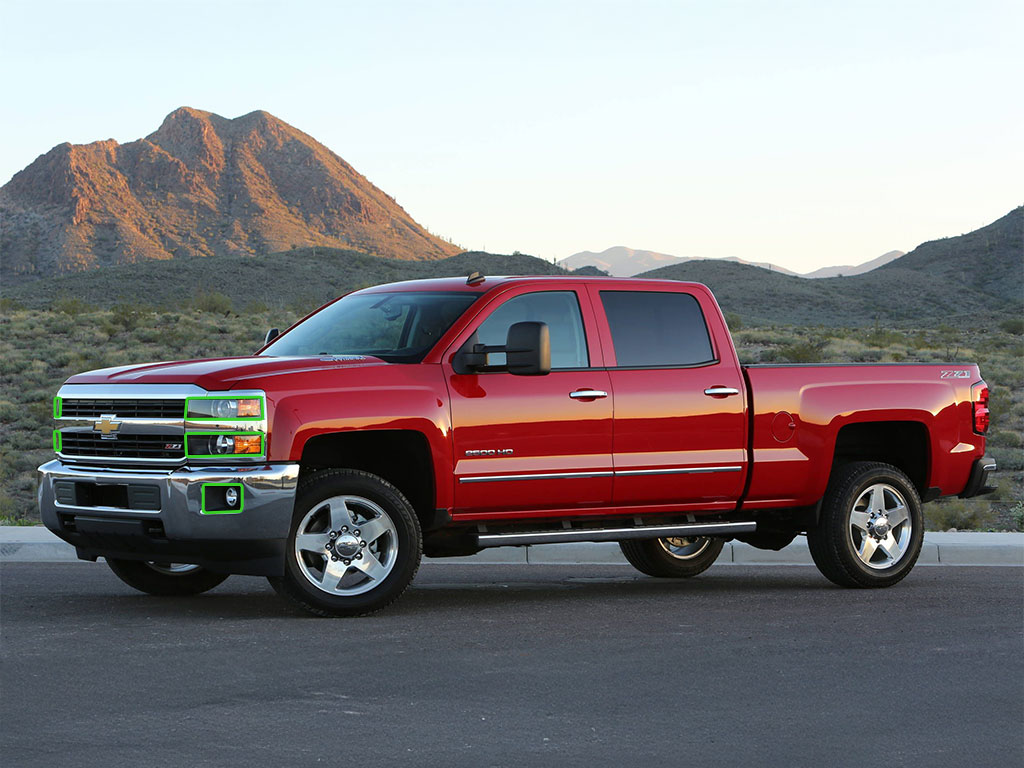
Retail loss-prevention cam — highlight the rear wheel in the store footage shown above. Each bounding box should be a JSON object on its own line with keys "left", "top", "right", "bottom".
{"left": 269, "top": 469, "right": 422, "bottom": 617}
{"left": 106, "top": 559, "right": 229, "bottom": 596}
{"left": 619, "top": 536, "right": 725, "bottom": 578}
{"left": 807, "top": 461, "right": 923, "bottom": 588}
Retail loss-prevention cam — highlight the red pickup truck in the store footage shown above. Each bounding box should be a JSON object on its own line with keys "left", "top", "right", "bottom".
{"left": 39, "top": 275, "right": 996, "bottom": 616}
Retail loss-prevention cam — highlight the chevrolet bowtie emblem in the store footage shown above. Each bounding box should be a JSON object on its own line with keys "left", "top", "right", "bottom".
{"left": 94, "top": 415, "right": 122, "bottom": 437}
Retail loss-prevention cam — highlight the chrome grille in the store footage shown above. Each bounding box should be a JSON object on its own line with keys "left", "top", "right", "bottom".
{"left": 60, "top": 433, "right": 185, "bottom": 460}
{"left": 61, "top": 399, "right": 185, "bottom": 419}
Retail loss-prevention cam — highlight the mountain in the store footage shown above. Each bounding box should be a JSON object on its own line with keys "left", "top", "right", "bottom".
{"left": 559, "top": 246, "right": 796, "bottom": 277}
{"left": 0, "top": 107, "right": 459, "bottom": 283}
{"left": 2, "top": 249, "right": 573, "bottom": 312}
{"left": 635, "top": 208, "right": 1023, "bottom": 326}
{"left": 801, "top": 250, "right": 905, "bottom": 278}
{"left": 559, "top": 247, "right": 685, "bottom": 276}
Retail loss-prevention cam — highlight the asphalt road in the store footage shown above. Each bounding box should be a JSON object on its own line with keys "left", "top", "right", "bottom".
{"left": 2, "top": 562, "right": 1021, "bottom": 768}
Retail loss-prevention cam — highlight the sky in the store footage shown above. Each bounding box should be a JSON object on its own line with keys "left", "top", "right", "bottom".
{"left": 1, "top": 0, "right": 1021, "bottom": 273}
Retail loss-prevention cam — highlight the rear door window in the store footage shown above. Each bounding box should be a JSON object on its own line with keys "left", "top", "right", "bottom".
{"left": 600, "top": 291, "right": 715, "bottom": 367}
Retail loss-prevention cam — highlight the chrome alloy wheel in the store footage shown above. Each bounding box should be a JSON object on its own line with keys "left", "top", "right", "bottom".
{"left": 848, "top": 483, "right": 912, "bottom": 570}
{"left": 294, "top": 494, "right": 399, "bottom": 596}
{"left": 657, "top": 536, "right": 714, "bottom": 561}
{"left": 145, "top": 562, "right": 202, "bottom": 575}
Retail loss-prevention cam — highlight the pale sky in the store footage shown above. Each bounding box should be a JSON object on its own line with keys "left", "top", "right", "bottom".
{"left": 2, "top": 0, "right": 1021, "bottom": 272}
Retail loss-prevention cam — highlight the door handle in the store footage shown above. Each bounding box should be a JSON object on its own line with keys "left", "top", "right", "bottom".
{"left": 704, "top": 386, "right": 740, "bottom": 397}
{"left": 569, "top": 389, "right": 608, "bottom": 399}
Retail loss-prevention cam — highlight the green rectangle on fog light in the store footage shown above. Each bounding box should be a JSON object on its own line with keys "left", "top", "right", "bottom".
{"left": 201, "top": 482, "right": 244, "bottom": 514}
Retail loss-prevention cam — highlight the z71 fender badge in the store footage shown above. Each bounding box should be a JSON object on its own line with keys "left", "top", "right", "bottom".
{"left": 465, "top": 449, "right": 514, "bottom": 457}
{"left": 940, "top": 370, "right": 971, "bottom": 379}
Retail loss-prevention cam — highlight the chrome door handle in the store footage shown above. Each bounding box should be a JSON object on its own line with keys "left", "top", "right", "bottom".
{"left": 704, "top": 387, "right": 740, "bottom": 397}
{"left": 569, "top": 389, "right": 608, "bottom": 399}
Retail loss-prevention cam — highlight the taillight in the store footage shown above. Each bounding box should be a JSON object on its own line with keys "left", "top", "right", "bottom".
{"left": 972, "top": 381, "right": 990, "bottom": 434}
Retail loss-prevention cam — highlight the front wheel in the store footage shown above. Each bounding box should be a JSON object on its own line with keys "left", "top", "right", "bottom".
{"left": 106, "top": 559, "right": 229, "bottom": 596}
{"left": 619, "top": 536, "right": 725, "bottom": 578}
{"left": 807, "top": 461, "right": 924, "bottom": 588}
{"left": 268, "top": 469, "right": 422, "bottom": 617}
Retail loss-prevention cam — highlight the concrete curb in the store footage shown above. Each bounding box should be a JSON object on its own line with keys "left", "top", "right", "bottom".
{"left": 1, "top": 526, "right": 1021, "bottom": 566}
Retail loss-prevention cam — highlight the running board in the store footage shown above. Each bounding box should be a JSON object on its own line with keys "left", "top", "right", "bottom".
{"left": 475, "top": 520, "right": 756, "bottom": 548}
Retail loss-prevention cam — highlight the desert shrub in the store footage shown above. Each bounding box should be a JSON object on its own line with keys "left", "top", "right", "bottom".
{"left": 864, "top": 327, "right": 904, "bottom": 347}
{"left": 724, "top": 312, "right": 743, "bottom": 331}
{"left": 111, "top": 302, "right": 151, "bottom": 331}
{"left": 925, "top": 499, "right": 997, "bottom": 531}
{"left": 778, "top": 339, "right": 827, "bottom": 363}
{"left": 999, "top": 317, "right": 1024, "bottom": 335}
{"left": 52, "top": 297, "right": 93, "bottom": 316}
{"left": 990, "top": 430, "right": 1023, "bottom": 448}
{"left": 191, "top": 291, "right": 233, "bottom": 315}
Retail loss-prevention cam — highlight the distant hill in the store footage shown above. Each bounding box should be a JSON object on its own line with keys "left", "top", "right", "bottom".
{"left": 636, "top": 208, "right": 1023, "bottom": 326}
{"left": 0, "top": 107, "right": 458, "bottom": 283}
{"left": 2, "top": 249, "right": 570, "bottom": 312}
{"left": 559, "top": 246, "right": 797, "bottom": 277}
{"left": 875, "top": 207, "right": 1023, "bottom": 304}
{"left": 802, "top": 250, "right": 905, "bottom": 278}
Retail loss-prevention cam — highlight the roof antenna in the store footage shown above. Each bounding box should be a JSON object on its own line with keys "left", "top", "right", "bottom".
{"left": 466, "top": 271, "right": 485, "bottom": 286}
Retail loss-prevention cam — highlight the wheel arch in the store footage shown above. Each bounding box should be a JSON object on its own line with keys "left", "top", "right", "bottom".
{"left": 831, "top": 420, "right": 931, "bottom": 496}
{"left": 299, "top": 430, "right": 440, "bottom": 530}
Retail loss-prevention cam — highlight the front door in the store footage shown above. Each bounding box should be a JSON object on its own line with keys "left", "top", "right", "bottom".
{"left": 444, "top": 286, "right": 613, "bottom": 518}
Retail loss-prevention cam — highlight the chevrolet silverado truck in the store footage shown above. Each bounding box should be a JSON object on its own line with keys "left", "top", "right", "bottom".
{"left": 39, "top": 275, "right": 997, "bottom": 616}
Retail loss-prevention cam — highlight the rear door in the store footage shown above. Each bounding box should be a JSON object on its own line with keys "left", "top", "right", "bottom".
{"left": 443, "top": 285, "right": 613, "bottom": 518}
{"left": 587, "top": 285, "right": 748, "bottom": 512}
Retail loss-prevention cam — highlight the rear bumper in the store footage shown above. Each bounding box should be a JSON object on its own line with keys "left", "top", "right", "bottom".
{"left": 959, "top": 456, "right": 998, "bottom": 499}
{"left": 37, "top": 460, "right": 300, "bottom": 576}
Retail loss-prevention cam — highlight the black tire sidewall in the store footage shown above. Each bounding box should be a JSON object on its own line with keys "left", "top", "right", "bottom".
{"left": 106, "top": 559, "right": 229, "bottom": 596}
{"left": 276, "top": 470, "right": 422, "bottom": 616}
{"left": 620, "top": 536, "right": 725, "bottom": 578}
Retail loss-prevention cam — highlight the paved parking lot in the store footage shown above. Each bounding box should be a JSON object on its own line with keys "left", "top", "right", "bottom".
{"left": 2, "top": 562, "right": 1021, "bottom": 767}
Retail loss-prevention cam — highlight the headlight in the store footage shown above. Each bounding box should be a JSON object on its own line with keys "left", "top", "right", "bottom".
{"left": 186, "top": 433, "right": 263, "bottom": 458}
{"left": 186, "top": 397, "right": 263, "bottom": 420}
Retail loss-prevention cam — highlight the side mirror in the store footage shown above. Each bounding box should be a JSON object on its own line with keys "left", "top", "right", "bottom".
{"left": 455, "top": 321, "right": 551, "bottom": 375}
{"left": 264, "top": 328, "right": 280, "bottom": 346}
{"left": 505, "top": 321, "right": 550, "bottom": 376}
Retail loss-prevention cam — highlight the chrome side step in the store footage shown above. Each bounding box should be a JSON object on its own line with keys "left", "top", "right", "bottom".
{"left": 475, "top": 520, "right": 756, "bottom": 548}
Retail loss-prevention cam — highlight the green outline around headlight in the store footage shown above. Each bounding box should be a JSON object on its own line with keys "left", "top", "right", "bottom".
{"left": 184, "top": 395, "right": 265, "bottom": 421}
{"left": 185, "top": 431, "right": 264, "bottom": 459}
{"left": 53, "top": 397, "right": 62, "bottom": 418}
{"left": 53, "top": 430, "right": 62, "bottom": 453}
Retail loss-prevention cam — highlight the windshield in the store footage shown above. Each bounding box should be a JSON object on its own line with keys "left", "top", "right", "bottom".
{"left": 261, "top": 291, "right": 480, "bottom": 362}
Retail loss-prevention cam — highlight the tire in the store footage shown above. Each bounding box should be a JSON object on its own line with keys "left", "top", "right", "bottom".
{"left": 106, "top": 559, "right": 229, "bottom": 596}
{"left": 268, "top": 469, "right": 422, "bottom": 617}
{"left": 807, "top": 461, "right": 924, "bottom": 588}
{"left": 619, "top": 536, "right": 725, "bottom": 578}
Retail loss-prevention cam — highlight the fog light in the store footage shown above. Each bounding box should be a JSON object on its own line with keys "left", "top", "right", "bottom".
{"left": 200, "top": 483, "right": 244, "bottom": 514}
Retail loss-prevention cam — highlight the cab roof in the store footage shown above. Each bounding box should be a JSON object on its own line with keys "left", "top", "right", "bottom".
{"left": 358, "top": 274, "right": 707, "bottom": 295}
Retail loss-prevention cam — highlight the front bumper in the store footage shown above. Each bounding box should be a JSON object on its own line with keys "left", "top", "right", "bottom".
{"left": 959, "top": 455, "right": 998, "bottom": 499}
{"left": 38, "top": 460, "right": 300, "bottom": 576}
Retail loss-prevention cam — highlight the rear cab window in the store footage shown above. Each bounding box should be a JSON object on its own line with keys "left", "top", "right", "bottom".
{"left": 599, "top": 290, "right": 716, "bottom": 368}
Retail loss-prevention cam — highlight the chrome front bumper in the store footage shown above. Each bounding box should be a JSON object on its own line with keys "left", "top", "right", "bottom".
{"left": 38, "top": 460, "right": 300, "bottom": 575}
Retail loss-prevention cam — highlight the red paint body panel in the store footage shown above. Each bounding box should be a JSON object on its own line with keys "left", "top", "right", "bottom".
{"left": 743, "top": 365, "right": 985, "bottom": 507}
{"left": 63, "top": 276, "right": 988, "bottom": 525}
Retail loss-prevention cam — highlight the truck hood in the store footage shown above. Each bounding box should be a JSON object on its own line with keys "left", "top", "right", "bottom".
{"left": 64, "top": 355, "right": 388, "bottom": 391}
